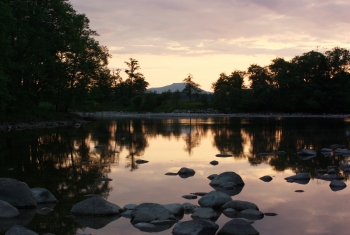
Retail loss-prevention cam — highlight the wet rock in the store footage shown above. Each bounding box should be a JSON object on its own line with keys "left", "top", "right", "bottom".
{"left": 131, "top": 203, "right": 176, "bottom": 222}
{"left": 284, "top": 172, "right": 310, "bottom": 184}
{"left": 36, "top": 203, "right": 56, "bottom": 215}
{"left": 172, "top": 219, "right": 219, "bottom": 235}
{"left": 70, "top": 197, "right": 122, "bottom": 215}
{"left": 134, "top": 222, "right": 155, "bottom": 229}
{"left": 191, "top": 207, "right": 220, "bottom": 221}
{"left": 121, "top": 210, "right": 133, "bottom": 218}
{"left": 320, "top": 148, "right": 333, "bottom": 152}
{"left": 198, "top": 191, "right": 232, "bottom": 209}
{"left": 135, "top": 159, "right": 149, "bottom": 164}
{"left": 219, "top": 182, "right": 237, "bottom": 189}
{"left": 297, "top": 149, "right": 316, "bottom": 156}
{"left": 178, "top": 168, "right": 195, "bottom": 178}
{"left": 222, "top": 208, "right": 238, "bottom": 217}
{"left": 329, "top": 180, "right": 347, "bottom": 190}
{"left": 122, "top": 204, "right": 137, "bottom": 211}
{"left": 222, "top": 200, "right": 259, "bottom": 211}
{"left": 238, "top": 209, "right": 264, "bottom": 220}
{"left": 316, "top": 175, "right": 344, "bottom": 181}
{"left": 0, "top": 178, "right": 37, "bottom": 208}
{"left": 5, "top": 225, "right": 38, "bottom": 235}
{"left": 215, "top": 153, "right": 232, "bottom": 157}
{"left": 210, "top": 172, "right": 245, "bottom": 187}
{"left": 217, "top": 219, "right": 259, "bottom": 235}
{"left": 0, "top": 200, "right": 19, "bottom": 218}
{"left": 182, "top": 195, "right": 197, "bottom": 199}
{"left": 163, "top": 203, "right": 184, "bottom": 216}
{"left": 31, "top": 188, "right": 58, "bottom": 204}
{"left": 210, "top": 160, "right": 219, "bottom": 166}
{"left": 70, "top": 214, "right": 120, "bottom": 229}
{"left": 295, "top": 190, "right": 304, "bottom": 193}
{"left": 182, "top": 203, "right": 199, "bottom": 213}
{"left": 191, "top": 192, "right": 207, "bottom": 196}
{"left": 259, "top": 175, "right": 273, "bottom": 182}
{"left": 207, "top": 174, "right": 218, "bottom": 180}
{"left": 133, "top": 219, "right": 176, "bottom": 233}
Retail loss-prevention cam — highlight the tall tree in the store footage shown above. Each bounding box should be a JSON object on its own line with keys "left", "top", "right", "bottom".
{"left": 182, "top": 73, "right": 201, "bottom": 102}
{"left": 124, "top": 58, "right": 149, "bottom": 98}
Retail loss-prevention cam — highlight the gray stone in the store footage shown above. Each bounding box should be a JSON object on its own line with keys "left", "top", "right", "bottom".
{"left": 121, "top": 210, "right": 133, "bottom": 218}
{"left": 297, "top": 149, "right": 316, "bottom": 156}
{"left": 182, "top": 203, "right": 199, "bottom": 213}
{"left": 223, "top": 208, "right": 238, "bottom": 217}
{"left": 320, "top": 148, "right": 333, "bottom": 152}
{"left": 0, "top": 200, "right": 19, "bottom": 218}
{"left": 210, "top": 172, "right": 245, "bottom": 186}
{"left": 259, "top": 175, "right": 273, "bottom": 182}
{"left": 31, "top": 188, "right": 58, "bottom": 204}
{"left": 284, "top": 172, "right": 310, "bottom": 181}
{"left": 70, "top": 197, "right": 122, "bottom": 215}
{"left": 178, "top": 168, "right": 195, "bottom": 178}
{"left": 172, "top": 219, "right": 219, "bottom": 235}
{"left": 210, "top": 160, "right": 219, "bottom": 165}
{"left": 131, "top": 203, "right": 176, "bottom": 222}
{"left": 330, "top": 180, "right": 347, "bottom": 188}
{"left": 198, "top": 191, "right": 232, "bottom": 209}
{"left": 217, "top": 219, "right": 260, "bottom": 235}
{"left": 182, "top": 195, "right": 198, "bottom": 199}
{"left": 222, "top": 200, "right": 259, "bottom": 211}
{"left": 5, "top": 225, "right": 38, "bottom": 235}
{"left": 207, "top": 174, "right": 218, "bottom": 180}
{"left": 219, "top": 182, "right": 237, "bottom": 189}
{"left": 122, "top": 204, "right": 137, "bottom": 211}
{"left": 163, "top": 203, "right": 184, "bottom": 215}
{"left": 238, "top": 209, "right": 264, "bottom": 219}
{"left": 191, "top": 207, "right": 220, "bottom": 221}
{"left": 69, "top": 214, "right": 120, "bottom": 229}
{"left": 191, "top": 192, "right": 207, "bottom": 196}
{"left": 0, "top": 178, "right": 37, "bottom": 208}
{"left": 134, "top": 222, "right": 155, "bottom": 228}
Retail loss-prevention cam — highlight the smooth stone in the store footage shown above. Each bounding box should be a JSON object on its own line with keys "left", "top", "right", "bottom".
{"left": 172, "top": 219, "right": 219, "bottom": 235}
{"left": 222, "top": 208, "right": 238, "bottom": 217}
{"left": 284, "top": 173, "right": 310, "bottom": 181}
{"left": 327, "top": 169, "right": 336, "bottom": 174}
{"left": 0, "top": 178, "right": 37, "bottom": 208}
{"left": 182, "top": 195, "right": 198, "bottom": 199}
{"left": 320, "top": 148, "right": 333, "bottom": 152}
{"left": 134, "top": 222, "right": 155, "bottom": 228}
{"left": 177, "top": 167, "right": 196, "bottom": 178}
{"left": 198, "top": 191, "right": 232, "bottom": 209}
{"left": 0, "top": 200, "right": 20, "bottom": 218}
{"left": 222, "top": 200, "right": 259, "bottom": 211}
{"left": 210, "top": 160, "right": 219, "bottom": 166}
{"left": 191, "top": 192, "right": 207, "bottom": 196}
{"left": 207, "top": 174, "right": 218, "bottom": 180}
{"left": 31, "top": 188, "right": 58, "bottom": 204}
{"left": 339, "top": 163, "right": 350, "bottom": 170}
{"left": 121, "top": 210, "right": 133, "bottom": 218}
{"left": 70, "top": 214, "right": 121, "bottom": 229}
{"left": 70, "top": 197, "right": 122, "bottom": 215}
{"left": 182, "top": 203, "right": 199, "bottom": 213}
{"left": 217, "top": 219, "right": 259, "bottom": 235}
{"left": 259, "top": 175, "right": 273, "bottom": 182}
{"left": 330, "top": 180, "right": 347, "bottom": 188}
{"left": 191, "top": 207, "right": 220, "bottom": 221}
{"left": 5, "top": 225, "right": 38, "bottom": 235}
{"left": 297, "top": 149, "right": 316, "bottom": 156}
{"left": 238, "top": 209, "right": 264, "bottom": 219}
{"left": 163, "top": 203, "right": 184, "bottom": 215}
{"left": 135, "top": 159, "right": 149, "bottom": 164}
{"left": 131, "top": 203, "right": 176, "bottom": 222}
{"left": 210, "top": 172, "right": 245, "bottom": 186}
{"left": 316, "top": 175, "right": 344, "bottom": 181}
{"left": 215, "top": 153, "right": 232, "bottom": 157}
{"left": 122, "top": 204, "right": 137, "bottom": 211}
{"left": 132, "top": 219, "right": 176, "bottom": 233}
{"left": 219, "top": 182, "right": 237, "bottom": 189}
{"left": 36, "top": 203, "right": 56, "bottom": 215}
{"left": 295, "top": 190, "right": 304, "bottom": 193}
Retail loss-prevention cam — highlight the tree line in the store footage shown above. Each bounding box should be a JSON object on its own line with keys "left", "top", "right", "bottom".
{"left": 1, "top": 0, "right": 350, "bottom": 119}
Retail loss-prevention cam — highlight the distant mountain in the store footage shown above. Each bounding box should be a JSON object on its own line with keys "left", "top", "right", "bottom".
{"left": 147, "top": 83, "right": 212, "bottom": 94}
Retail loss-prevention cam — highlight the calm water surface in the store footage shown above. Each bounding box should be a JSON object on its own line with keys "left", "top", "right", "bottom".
{"left": 1, "top": 117, "right": 350, "bottom": 235}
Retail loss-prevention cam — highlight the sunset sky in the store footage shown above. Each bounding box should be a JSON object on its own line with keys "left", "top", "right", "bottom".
{"left": 69, "top": 0, "right": 350, "bottom": 91}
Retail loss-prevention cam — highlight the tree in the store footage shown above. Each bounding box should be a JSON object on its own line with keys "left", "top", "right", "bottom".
{"left": 124, "top": 58, "right": 149, "bottom": 98}
{"left": 182, "top": 74, "right": 202, "bottom": 102}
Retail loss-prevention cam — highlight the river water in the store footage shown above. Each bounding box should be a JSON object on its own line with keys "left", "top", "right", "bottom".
{"left": 1, "top": 117, "right": 350, "bottom": 235}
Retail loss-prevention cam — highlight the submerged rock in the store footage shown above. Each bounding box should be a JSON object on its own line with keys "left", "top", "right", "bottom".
{"left": 198, "top": 191, "right": 232, "bottom": 209}
{"left": 131, "top": 203, "right": 176, "bottom": 223}
{"left": 217, "top": 219, "right": 259, "bottom": 235}
{"left": 182, "top": 195, "right": 197, "bottom": 200}
{"left": 210, "top": 172, "right": 245, "bottom": 186}
{"left": 259, "top": 175, "right": 273, "bottom": 182}
{"left": 31, "top": 188, "right": 58, "bottom": 204}
{"left": 238, "top": 209, "right": 264, "bottom": 220}
{"left": 215, "top": 153, "right": 232, "bottom": 157}
{"left": 0, "top": 200, "right": 19, "bottom": 218}
{"left": 70, "top": 197, "right": 122, "bottom": 216}
{"left": 172, "top": 219, "right": 219, "bottom": 235}
{"left": 163, "top": 203, "right": 184, "bottom": 216}
{"left": 207, "top": 174, "right": 218, "bottom": 180}
{"left": 191, "top": 207, "right": 220, "bottom": 221}
{"left": 182, "top": 203, "right": 199, "bottom": 213}
{"left": 210, "top": 160, "right": 219, "bottom": 166}
{"left": 284, "top": 173, "right": 310, "bottom": 184}
{"left": 5, "top": 225, "right": 38, "bottom": 235}
{"left": 329, "top": 180, "right": 347, "bottom": 191}
{"left": 177, "top": 168, "right": 195, "bottom": 178}
{"left": 222, "top": 200, "right": 259, "bottom": 211}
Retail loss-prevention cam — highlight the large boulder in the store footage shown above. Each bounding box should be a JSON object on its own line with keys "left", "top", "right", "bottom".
{"left": 0, "top": 200, "right": 19, "bottom": 218}
{"left": 131, "top": 203, "right": 176, "bottom": 222}
{"left": 163, "top": 203, "right": 184, "bottom": 216}
{"left": 5, "top": 225, "right": 38, "bottom": 235}
{"left": 210, "top": 172, "right": 245, "bottom": 186}
{"left": 329, "top": 180, "right": 347, "bottom": 191}
{"left": 70, "top": 197, "right": 122, "bottom": 215}
{"left": 217, "top": 219, "right": 260, "bottom": 235}
{"left": 0, "top": 178, "right": 37, "bottom": 208}
{"left": 172, "top": 219, "right": 219, "bottom": 235}
{"left": 222, "top": 200, "right": 259, "bottom": 211}
{"left": 198, "top": 191, "right": 232, "bottom": 209}
{"left": 31, "top": 188, "right": 58, "bottom": 204}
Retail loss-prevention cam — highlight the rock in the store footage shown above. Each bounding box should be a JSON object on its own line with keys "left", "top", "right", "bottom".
{"left": 70, "top": 197, "right": 122, "bottom": 215}
{"left": 215, "top": 153, "right": 232, "bottom": 157}
{"left": 222, "top": 200, "right": 259, "bottom": 211}
{"left": 165, "top": 172, "right": 178, "bottom": 176}
{"left": 163, "top": 203, "right": 184, "bottom": 216}
{"left": 177, "top": 168, "right": 195, "bottom": 178}
{"left": 238, "top": 209, "right": 264, "bottom": 219}
{"left": 295, "top": 190, "right": 304, "bottom": 193}
{"left": 284, "top": 173, "right": 310, "bottom": 181}
{"left": 121, "top": 210, "right": 133, "bottom": 218}
{"left": 31, "top": 188, "right": 58, "bottom": 204}
{"left": 0, "top": 200, "right": 19, "bottom": 218}
{"left": 191, "top": 207, "right": 220, "bottom": 221}
{"left": 340, "top": 163, "right": 350, "bottom": 170}
{"left": 131, "top": 203, "right": 176, "bottom": 222}
{"left": 135, "top": 159, "right": 149, "bottom": 164}
{"left": 182, "top": 203, "right": 199, "bottom": 213}
{"left": 198, "top": 191, "right": 232, "bottom": 209}
{"left": 327, "top": 169, "right": 336, "bottom": 174}
{"left": 182, "top": 195, "right": 197, "bottom": 199}
{"left": 320, "top": 148, "right": 333, "bottom": 152}
{"left": 330, "top": 144, "right": 346, "bottom": 149}
{"left": 219, "top": 182, "right": 237, "bottom": 189}
{"left": 191, "top": 192, "right": 207, "bottom": 196}
{"left": 172, "top": 219, "right": 219, "bottom": 235}
{"left": 70, "top": 214, "right": 120, "bottom": 229}
{"left": 222, "top": 208, "right": 238, "bottom": 217}
{"left": 5, "top": 225, "right": 39, "bottom": 235}
{"left": 122, "top": 204, "right": 137, "bottom": 211}
{"left": 133, "top": 219, "right": 176, "bottom": 233}
{"left": 36, "top": 203, "right": 56, "bottom": 215}
{"left": 297, "top": 149, "right": 316, "bottom": 156}
{"left": 217, "top": 219, "right": 259, "bottom": 235}
{"left": 264, "top": 213, "right": 278, "bottom": 216}
{"left": 207, "top": 174, "right": 218, "bottom": 180}
{"left": 134, "top": 222, "right": 155, "bottom": 229}
{"left": 0, "top": 178, "right": 37, "bottom": 208}
{"left": 259, "top": 175, "right": 273, "bottom": 182}
{"left": 330, "top": 180, "right": 347, "bottom": 189}
{"left": 274, "top": 151, "right": 286, "bottom": 155}
{"left": 210, "top": 172, "right": 245, "bottom": 186}
{"left": 210, "top": 160, "right": 219, "bottom": 166}
{"left": 316, "top": 175, "right": 344, "bottom": 181}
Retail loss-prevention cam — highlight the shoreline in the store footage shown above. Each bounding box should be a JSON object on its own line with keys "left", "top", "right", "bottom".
{"left": 1, "top": 112, "right": 350, "bottom": 132}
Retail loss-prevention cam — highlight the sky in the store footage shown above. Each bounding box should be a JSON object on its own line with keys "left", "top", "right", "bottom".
{"left": 69, "top": 0, "right": 350, "bottom": 91}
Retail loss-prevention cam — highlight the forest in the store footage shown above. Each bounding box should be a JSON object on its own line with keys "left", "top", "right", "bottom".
{"left": 1, "top": 0, "right": 350, "bottom": 122}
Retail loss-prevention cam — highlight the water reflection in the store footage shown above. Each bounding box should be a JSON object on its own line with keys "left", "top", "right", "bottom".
{"left": 0, "top": 117, "right": 350, "bottom": 234}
